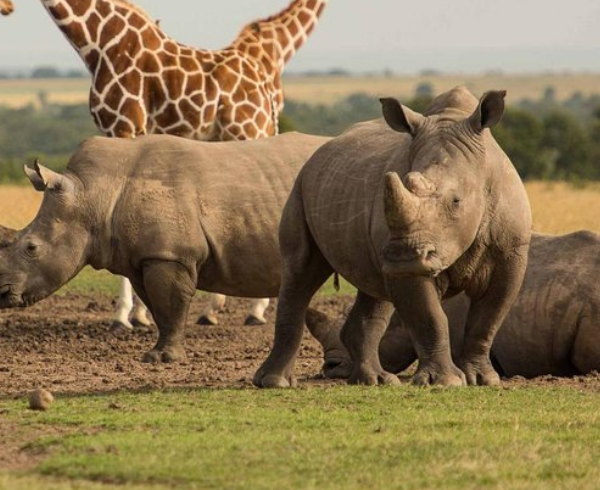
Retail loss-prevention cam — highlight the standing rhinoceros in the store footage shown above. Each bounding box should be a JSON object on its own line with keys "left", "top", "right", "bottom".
{"left": 0, "top": 132, "right": 333, "bottom": 364}
{"left": 375, "top": 231, "right": 600, "bottom": 378}
{"left": 254, "top": 86, "right": 532, "bottom": 388}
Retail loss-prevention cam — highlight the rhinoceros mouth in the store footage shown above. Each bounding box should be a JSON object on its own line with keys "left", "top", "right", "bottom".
{"left": 0, "top": 284, "right": 24, "bottom": 308}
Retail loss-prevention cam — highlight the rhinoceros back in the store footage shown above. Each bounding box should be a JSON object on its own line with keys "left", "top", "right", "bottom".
{"left": 69, "top": 133, "right": 329, "bottom": 297}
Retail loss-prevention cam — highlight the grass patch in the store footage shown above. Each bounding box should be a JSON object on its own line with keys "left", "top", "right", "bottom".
{"left": 2, "top": 386, "right": 600, "bottom": 489}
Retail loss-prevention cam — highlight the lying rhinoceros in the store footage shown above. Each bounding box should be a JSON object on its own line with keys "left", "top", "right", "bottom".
{"left": 0, "top": 132, "right": 337, "bottom": 364}
{"left": 254, "top": 86, "right": 532, "bottom": 388}
{"left": 375, "top": 231, "right": 600, "bottom": 378}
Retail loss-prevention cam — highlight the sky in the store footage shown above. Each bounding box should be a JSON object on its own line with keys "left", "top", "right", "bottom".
{"left": 1, "top": 0, "right": 600, "bottom": 74}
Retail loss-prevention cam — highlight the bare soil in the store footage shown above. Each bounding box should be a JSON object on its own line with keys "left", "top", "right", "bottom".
{"left": 0, "top": 293, "right": 353, "bottom": 399}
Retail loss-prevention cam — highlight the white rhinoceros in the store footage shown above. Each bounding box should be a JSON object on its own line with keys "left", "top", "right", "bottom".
{"left": 254, "top": 86, "right": 532, "bottom": 388}
{"left": 0, "top": 132, "right": 332, "bottom": 364}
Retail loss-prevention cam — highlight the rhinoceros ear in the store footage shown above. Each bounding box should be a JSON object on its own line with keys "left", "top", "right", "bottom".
{"left": 468, "top": 90, "right": 506, "bottom": 133}
{"left": 24, "top": 159, "right": 75, "bottom": 194}
{"left": 380, "top": 97, "right": 425, "bottom": 137}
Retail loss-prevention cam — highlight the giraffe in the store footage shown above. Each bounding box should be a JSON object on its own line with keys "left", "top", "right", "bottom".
{"left": 12, "top": 0, "right": 328, "bottom": 329}
{"left": 0, "top": 0, "right": 13, "bottom": 15}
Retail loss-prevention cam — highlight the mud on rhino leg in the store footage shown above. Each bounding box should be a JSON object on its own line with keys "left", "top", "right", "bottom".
{"left": 341, "top": 292, "right": 399, "bottom": 386}
{"left": 390, "top": 277, "right": 466, "bottom": 387}
{"left": 138, "top": 260, "right": 197, "bottom": 364}
{"left": 457, "top": 250, "right": 528, "bottom": 386}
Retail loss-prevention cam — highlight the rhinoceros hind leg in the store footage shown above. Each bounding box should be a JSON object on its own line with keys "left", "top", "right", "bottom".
{"left": 341, "top": 291, "right": 398, "bottom": 386}
{"left": 304, "top": 307, "right": 353, "bottom": 379}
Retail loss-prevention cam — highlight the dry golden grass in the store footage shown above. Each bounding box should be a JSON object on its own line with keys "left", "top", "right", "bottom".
{"left": 2, "top": 73, "right": 600, "bottom": 108}
{"left": 2, "top": 181, "right": 600, "bottom": 235}
{"left": 0, "top": 185, "right": 42, "bottom": 229}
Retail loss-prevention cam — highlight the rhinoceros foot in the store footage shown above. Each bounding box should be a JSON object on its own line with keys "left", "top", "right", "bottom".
{"left": 244, "top": 315, "right": 266, "bottom": 326}
{"left": 322, "top": 355, "right": 353, "bottom": 379}
{"left": 348, "top": 366, "right": 401, "bottom": 386}
{"left": 412, "top": 363, "right": 466, "bottom": 387}
{"left": 196, "top": 314, "right": 218, "bottom": 326}
{"left": 253, "top": 366, "right": 297, "bottom": 388}
{"left": 457, "top": 357, "right": 501, "bottom": 386}
{"left": 142, "top": 346, "right": 187, "bottom": 364}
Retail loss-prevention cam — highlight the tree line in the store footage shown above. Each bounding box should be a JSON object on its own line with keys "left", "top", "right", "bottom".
{"left": 2, "top": 90, "right": 600, "bottom": 182}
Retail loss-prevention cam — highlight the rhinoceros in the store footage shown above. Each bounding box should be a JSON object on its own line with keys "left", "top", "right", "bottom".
{"left": 0, "top": 132, "right": 335, "bottom": 364}
{"left": 373, "top": 231, "right": 600, "bottom": 378}
{"left": 254, "top": 86, "right": 532, "bottom": 388}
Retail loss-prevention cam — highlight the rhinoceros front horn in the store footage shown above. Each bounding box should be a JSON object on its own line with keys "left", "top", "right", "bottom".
{"left": 384, "top": 172, "right": 419, "bottom": 231}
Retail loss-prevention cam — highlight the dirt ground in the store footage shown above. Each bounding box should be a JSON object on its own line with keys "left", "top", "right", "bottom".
{"left": 0, "top": 293, "right": 355, "bottom": 399}
{"left": 2, "top": 292, "right": 600, "bottom": 400}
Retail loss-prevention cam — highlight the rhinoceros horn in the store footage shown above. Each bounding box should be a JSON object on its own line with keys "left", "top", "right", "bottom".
{"left": 384, "top": 172, "right": 419, "bottom": 231}
{"left": 0, "top": 225, "right": 17, "bottom": 248}
{"left": 24, "top": 159, "right": 74, "bottom": 193}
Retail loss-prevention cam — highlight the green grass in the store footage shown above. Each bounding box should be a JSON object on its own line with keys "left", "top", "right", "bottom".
{"left": 2, "top": 386, "right": 600, "bottom": 489}
{"left": 58, "top": 267, "right": 356, "bottom": 298}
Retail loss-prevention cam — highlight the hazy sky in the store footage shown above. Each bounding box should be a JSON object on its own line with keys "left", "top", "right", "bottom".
{"left": 1, "top": 0, "right": 600, "bottom": 73}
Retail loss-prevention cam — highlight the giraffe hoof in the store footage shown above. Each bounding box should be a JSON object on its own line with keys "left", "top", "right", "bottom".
{"left": 110, "top": 321, "right": 133, "bottom": 337}
{"left": 197, "top": 315, "right": 218, "bottom": 326}
{"left": 244, "top": 315, "right": 266, "bottom": 326}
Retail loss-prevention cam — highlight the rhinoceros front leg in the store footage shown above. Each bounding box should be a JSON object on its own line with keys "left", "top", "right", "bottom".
{"left": 340, "top": 291, "right": 399, "bottom": 386}
{"left": 390, "top": 277, "right": 466, "bottom": 386}
{"left": 138, "top": 260, "right": 197, "bottom": 364}
{"left": 254, "top": 190, "right": 334, "bottom": 388}
{"left": 458, "top": 250, "right": 528, "bottom": 386}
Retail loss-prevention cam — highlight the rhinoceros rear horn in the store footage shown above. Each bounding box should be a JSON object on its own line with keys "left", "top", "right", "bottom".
{"left": 24, "top": 159, "right": 75, "bottom": 194}
{"left": 468, "top": 90, "right": 506, "bottom": 133}
{"left": 384, "top": 172, "right": 419, "bottom": 231}
{"left": 380, "top": 97, "right": 425, "bottom": 137}
{"left": 0, "top": 225, "right": 17, "bottom": 248}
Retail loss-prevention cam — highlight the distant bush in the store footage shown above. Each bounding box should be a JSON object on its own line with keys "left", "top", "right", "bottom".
{"left": 3, "top": 90, "right": 600, "bottom": 182}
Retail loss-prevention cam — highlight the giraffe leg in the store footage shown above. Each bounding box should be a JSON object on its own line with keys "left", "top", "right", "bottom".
{"left": 245, "top": 298, "right": 270, "bottom": 325}
{"left": 197, "top": 293, "right": 227, "bottom": 325}
{"left": 131, "top": 293, "right": 152, "bottom": 327}
{"left": 111, "top": 277, "right": 135, "bottom": 333}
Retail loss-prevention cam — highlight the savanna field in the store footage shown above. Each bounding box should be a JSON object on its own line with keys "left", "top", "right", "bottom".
{"left": 5, "top": 75, "right": 600, "bottom": 490}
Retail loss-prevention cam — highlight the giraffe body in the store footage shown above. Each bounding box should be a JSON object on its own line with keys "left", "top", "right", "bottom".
{"left": 42, "top": 0, "right": 281, "bottom": 141}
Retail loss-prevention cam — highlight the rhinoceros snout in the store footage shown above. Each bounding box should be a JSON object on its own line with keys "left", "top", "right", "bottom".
{"left": 382, "top": 242, "right": 442, "bottom": 277}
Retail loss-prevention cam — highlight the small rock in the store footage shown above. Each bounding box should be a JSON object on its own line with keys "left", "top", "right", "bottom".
{"left": 29, "top": 388, "right": 54, "bottom": 411}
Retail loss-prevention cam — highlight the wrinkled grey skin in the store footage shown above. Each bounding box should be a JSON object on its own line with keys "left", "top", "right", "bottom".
{"left": 376, "top": 231, "right": 600, "bottom": 378}
{"left": 0, "top": 132, "right": 332, "bottom": 364}
{"left": 254, "top": 86, "right": 532, "bottom": 388}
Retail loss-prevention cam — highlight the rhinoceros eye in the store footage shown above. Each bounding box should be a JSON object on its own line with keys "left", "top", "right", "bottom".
{"left": 450, "top": 197, "right": 461, "bottom": 212}
{"left": 25, "top": 242, "right": 39, "bottom": 257}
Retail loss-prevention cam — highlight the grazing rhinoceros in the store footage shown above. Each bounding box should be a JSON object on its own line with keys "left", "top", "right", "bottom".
{"left": 254, "top": 86, "right": 532, "bottom": 388}
{"left": 0, "top": 132, "right": 335, "bottom": 364}
{"left": 375, "top": 231, "right": 600, "bottom": 378}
